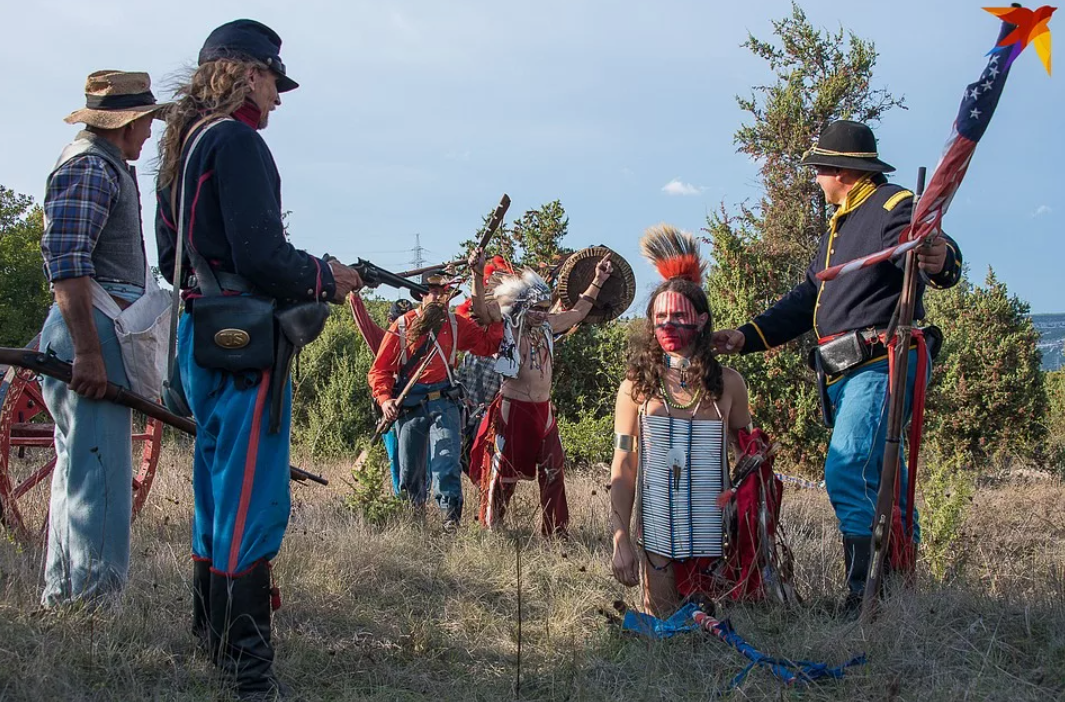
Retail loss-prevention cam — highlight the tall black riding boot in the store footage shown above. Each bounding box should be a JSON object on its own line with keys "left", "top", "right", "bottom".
{"left": 210, "top": 560, "right": 288, "bottom": 700}
{"left": 192, "top": 559, "right": 214, "bottom": 656}
{"left": 840, "top": 534, "right": 872, "bottom": 618}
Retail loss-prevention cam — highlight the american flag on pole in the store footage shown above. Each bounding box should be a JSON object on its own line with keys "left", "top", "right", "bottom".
{"left": 817, "top": 17, "right": 1020, "bottom": 283}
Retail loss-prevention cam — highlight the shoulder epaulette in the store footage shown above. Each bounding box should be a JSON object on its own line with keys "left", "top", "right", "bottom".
{"left": 883, "top": 190, "right": 914, "bottom": 212}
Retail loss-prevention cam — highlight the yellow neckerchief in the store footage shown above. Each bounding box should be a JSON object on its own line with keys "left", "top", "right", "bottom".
{"left": 814, "top": 174, "right": 880, "bottom": 338}
{"left": 827, "top": 174, "right": 878, "bottom": 235}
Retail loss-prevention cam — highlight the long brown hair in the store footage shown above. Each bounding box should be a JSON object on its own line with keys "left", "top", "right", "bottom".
{"left": 157, "top": 58, "right": 262, "bottom": 188}
{"left": 626, "top": 278, "right": 723, "bottom": 402}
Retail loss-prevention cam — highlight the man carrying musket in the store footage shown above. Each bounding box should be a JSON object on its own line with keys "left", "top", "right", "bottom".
{"left": 155, "top": 19, "right": 362, "bottom": 698}
{"left": 713, "top": 120, "right": 963, "bottom": 614}
{"left": 39, "top": 70, "right": 170, "bottom": 608}
{"left": 368, "top": 258, "right": 503, "bottom": 530}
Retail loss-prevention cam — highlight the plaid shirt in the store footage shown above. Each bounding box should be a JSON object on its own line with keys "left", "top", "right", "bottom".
{"left": 457, "top": 352, "right": 502, "bottom": 408}
{"left": 41, "top": 155, "right": 120, "bottom": 282}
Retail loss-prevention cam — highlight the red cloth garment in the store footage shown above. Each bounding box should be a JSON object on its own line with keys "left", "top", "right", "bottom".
{"left": 472, "top": 396, "right": 568, "bottom": 536}
{"left": 368, "top": 309, "right": 503, "bottom": 403}
{"left": 232, "top": 101, "right": 263, "bottom": 129}
{"left": 723, "top": 428, "right": 784, "bottom": 601}
{"left": 348, "top": 294, "right": 385, "bottom": 353}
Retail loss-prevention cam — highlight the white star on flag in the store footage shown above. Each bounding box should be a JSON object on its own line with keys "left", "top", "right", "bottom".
{"left": 989, "top": 54, "right": 999, "bottom": 64}
{"left": 989, "top": 66, "right": 1000, "bottom": 78}
{"left": 970, "top": 108, "right": 982, "bottom": 119}
{"left": 970, "top": 87, "right": 980, "bottom": 99}
{"left": 982, "top": 80, "right": 994, "bottom": 91}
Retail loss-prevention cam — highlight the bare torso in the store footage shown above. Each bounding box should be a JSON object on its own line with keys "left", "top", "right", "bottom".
{"left": 500, "top": 324, "right": 554, "bottom": 403}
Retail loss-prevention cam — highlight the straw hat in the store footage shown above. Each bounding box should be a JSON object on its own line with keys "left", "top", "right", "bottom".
{"left": 63, "top": 70, "right": 170, "bottom": 129}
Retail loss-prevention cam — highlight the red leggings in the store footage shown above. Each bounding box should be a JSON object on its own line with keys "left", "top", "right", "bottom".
{"left": 472, "top": 396, "right": 568, "bottom": 535}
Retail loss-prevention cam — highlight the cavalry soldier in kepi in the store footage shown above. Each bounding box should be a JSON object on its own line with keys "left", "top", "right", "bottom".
{"left": 713, "top": 120, "right": 963, "bottom": 613}
{"left": 469, "top": 248, "right": 622, "bottom": 537}
{"left": 155, "top": 19, "right": 362, "bottom": 698}
{"left": 38, "top": 70, "right": 170, "bottom": 608}
{"left": 368, "top": 264, "right": 502, "bottom": 529}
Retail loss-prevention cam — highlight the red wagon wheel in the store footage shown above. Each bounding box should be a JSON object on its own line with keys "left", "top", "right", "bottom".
{"left": 0, "top": 336, "right": 163, "bottom": 543}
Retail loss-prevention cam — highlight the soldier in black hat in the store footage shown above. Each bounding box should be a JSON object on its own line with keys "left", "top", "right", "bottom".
{"left": 155, "top": 19, "right": 364, "bottom": 699}
{"left": 713, "top": 119, "right": 964, "bottom": 614}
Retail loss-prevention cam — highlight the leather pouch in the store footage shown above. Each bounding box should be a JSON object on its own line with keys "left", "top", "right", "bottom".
{"left": 816, "top": 330, "right": 871, "bottom": 376}
{"left": 191, "top": 295, "right": 276, "bottom": 372}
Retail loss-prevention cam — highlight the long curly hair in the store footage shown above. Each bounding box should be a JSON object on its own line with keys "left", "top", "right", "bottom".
{"left": 626, "top": 278, "right": 723, "bottom": 403}
{"left": 157, "top": 58, "right": 263, "bottom": 188}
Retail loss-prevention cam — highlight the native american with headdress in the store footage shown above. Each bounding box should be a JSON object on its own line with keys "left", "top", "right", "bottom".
{"left": 467, "top": 248, "right": 614, "bottom": 536}
{"left": 609, "top": 225, "right": 793, "bottom": 617}
{"left": 367, "top": 261, "right": 503, "bottom": 530}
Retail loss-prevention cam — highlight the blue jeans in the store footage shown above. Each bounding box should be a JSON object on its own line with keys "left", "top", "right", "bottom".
{"left": 39, "top": 304, "right": 132, "bottom": 606}
{"left": 179, "top": 314, "right": 292, "bottom": 575}
{"left": 394, "top": 381, "right": 463, "bottom": 521}
{"left": 825, "top": 349, "right": 928, "bottom": 539}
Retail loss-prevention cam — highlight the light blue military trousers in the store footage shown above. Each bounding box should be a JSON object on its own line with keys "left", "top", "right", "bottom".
{"left": 824, "top": 349, "right": 928, "bottom": 540}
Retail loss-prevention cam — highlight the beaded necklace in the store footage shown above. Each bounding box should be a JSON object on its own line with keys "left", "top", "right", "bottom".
{"left": 658, "top": 376, "right": 702, "bottom": 410}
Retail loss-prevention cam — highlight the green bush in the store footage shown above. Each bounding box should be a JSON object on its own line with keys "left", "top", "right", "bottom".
{"left": 291, "top": 301, "right": 390, "bottom": 459}
{"left": 924, "top": 268, "right": 1047, "bottom": 468}
{"left": 1044, "top": 369, "right": 1065, "bottom": 475}
{"left": 552, "top": 318, "right": 633, "bottom": 422}
{"left": 557, "top": 407, "right": 614, "bottom": 468}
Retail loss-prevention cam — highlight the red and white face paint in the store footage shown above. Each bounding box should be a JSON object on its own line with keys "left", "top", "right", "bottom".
{"left": 652, "top": 291, "right": 701, "bottom": 352}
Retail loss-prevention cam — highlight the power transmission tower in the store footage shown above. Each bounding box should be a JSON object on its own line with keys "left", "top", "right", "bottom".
{"left": 411, "top": 233, "right": 425, "bottom": 269}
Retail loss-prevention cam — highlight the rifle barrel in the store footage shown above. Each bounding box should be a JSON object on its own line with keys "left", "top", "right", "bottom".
{"left": 0, "top": 347, "right": 327, "bottom": 487}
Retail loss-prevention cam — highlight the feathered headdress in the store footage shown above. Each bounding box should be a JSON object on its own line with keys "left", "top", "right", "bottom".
{"left": 493, "top": 269, "right": 552, "bottom": 324}
{"left": 640, "top": 224, "right": 705, "bottom": 284}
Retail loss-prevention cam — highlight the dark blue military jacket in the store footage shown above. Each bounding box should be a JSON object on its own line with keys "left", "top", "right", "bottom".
{"left": 155, "top": 117, "right": 335, "bottom": 302}
{"left": 738, "top": 176, "right": 961, "bottom": 352}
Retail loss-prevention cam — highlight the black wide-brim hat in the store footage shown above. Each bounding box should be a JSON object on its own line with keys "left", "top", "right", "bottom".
{"left": 800, "top": 119, "right": 894, "bottom": 173}
{"left": 199, "top": 19, "right": 299, "bottom": 93}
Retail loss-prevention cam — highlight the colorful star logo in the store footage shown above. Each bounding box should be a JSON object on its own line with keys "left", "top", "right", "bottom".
{"left": 984, "top": 5, "right": 1055, "bottom": 74}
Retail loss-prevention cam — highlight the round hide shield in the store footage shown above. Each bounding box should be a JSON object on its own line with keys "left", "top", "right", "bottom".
{"left": 555, "top": 246, "right": 636, "bottom": 324}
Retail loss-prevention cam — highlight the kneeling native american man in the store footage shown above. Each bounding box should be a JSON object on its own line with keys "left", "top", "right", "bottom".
{"left": 469, "top": 249, "right": 614, "bottom": 536}
{"left": 610, "top": 226, "right": 773, "bottom": 617}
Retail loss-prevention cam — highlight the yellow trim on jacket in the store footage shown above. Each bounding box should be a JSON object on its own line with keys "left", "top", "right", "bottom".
{"left": 813, "top": 175, "right": 879, "bottom": 338}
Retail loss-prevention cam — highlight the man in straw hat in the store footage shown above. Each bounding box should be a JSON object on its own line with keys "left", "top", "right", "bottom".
{"left": 38, "top": 70, "right": 169, "bottom": 609}
{"left": 368, "top": 264, "right": 502, "bottom": 531}
{"left": 468, "top": 249, "right": 613, "bottom": 537}
{"left": 713, "top": 119, "right": 963, "bottom": 614}
{"left": 155, "top": 19, "right": 363, "bottom": 699}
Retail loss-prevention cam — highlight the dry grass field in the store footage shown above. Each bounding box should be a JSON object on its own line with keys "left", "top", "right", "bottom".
{"left": 0, "top": 449, "right": 1063, "bottom": 701}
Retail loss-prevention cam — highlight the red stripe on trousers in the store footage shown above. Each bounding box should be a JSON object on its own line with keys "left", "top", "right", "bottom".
{"left": 227, "top": 369, "right": 272, "bottom": 573}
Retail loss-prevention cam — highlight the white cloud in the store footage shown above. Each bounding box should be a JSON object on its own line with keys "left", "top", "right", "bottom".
{"left": 1033, "top": 205, "right": 1052, "bottom": 218}
{"left": 661, "top": 178, "right": 702, "bottom": 196}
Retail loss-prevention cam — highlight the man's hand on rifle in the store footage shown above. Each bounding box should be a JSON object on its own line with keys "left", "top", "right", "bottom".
{"left": 917, "top": 232, "right": 948, "bottom": 275}
{"left": 380, "top": 398, "right": 400, "bottom": 423}
{"left": 328, "top": 260, "right": 364, "bottom": 302}
{"left": 71, "top": 350, "right": 108, "bottom": 400}
{"left": 468, "top": 247, "right": 486, "bottom": 277}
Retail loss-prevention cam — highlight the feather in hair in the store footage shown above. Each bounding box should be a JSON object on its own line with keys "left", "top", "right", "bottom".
{"left": 640, "top": 224, "right": 705, "bottom": 284}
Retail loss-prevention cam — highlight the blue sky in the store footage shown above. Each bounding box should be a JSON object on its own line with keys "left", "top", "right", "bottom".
{"left": 2, "top": 0, "right": 1060, "bottom": 312}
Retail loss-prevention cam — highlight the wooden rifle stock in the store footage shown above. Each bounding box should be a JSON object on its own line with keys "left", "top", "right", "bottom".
{"left": 0, "top": 347, "right": 328, "bottom": 486}
{"left": 861, "top": 166, "right": 927, "bottom": 623}
{"left": 394, "top": 193, "right": 511, "bottom": 279}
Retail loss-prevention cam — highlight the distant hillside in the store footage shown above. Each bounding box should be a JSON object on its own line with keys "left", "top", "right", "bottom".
{"left": 1032, "top": 314, "right": 1065, "bottom": 371}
